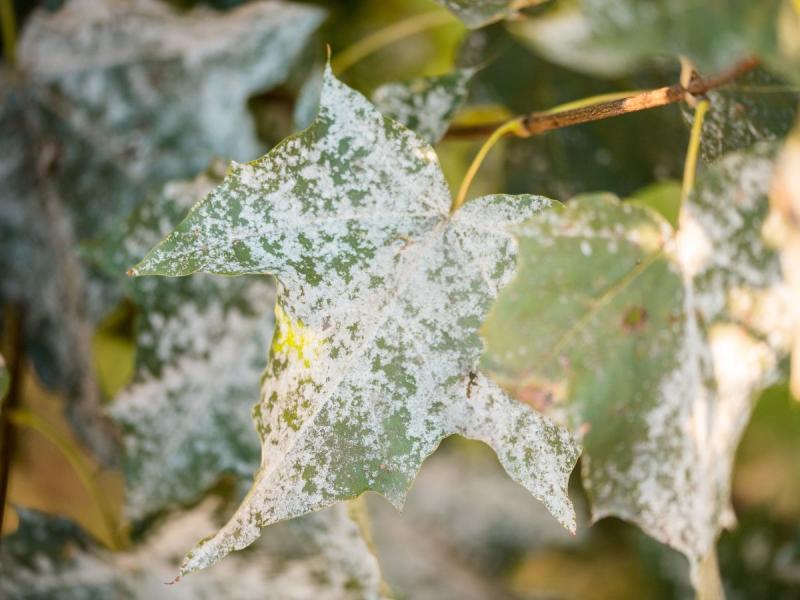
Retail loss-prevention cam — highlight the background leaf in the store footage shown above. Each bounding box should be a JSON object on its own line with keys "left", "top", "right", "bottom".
{"left": 433, "top": 0, "right": 540, "bottom": 29}
{"left": 0, "top": 502, "right": 386, "bottom": 599}
{"left": 89, "top": 170, "right": 276, "bottom": 520}
{"left": 372, "top": 69, "right": 474, "bottom": 144}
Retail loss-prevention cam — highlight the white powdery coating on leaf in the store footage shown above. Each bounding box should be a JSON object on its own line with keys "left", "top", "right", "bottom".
{"left": 606, "top": 148, "right": 785, "bottom": 570}
{"left": 2, "top": 502, "right": 385, "bottom": 599}
{"left": 18, "top": 0, "right": 326, "bottom": 177}
{"left": 112, "top": 284, "right": 274, "bottom": 518}
{"left": 136, "top": 68, "right": 579, "bottom": 575}
{"left": 372, "top": 70, "right": 473, "bottom": 144}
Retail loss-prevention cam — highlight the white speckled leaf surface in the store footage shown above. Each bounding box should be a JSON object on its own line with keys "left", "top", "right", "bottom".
{"left": 134, "top": 67, "right": 580, "bottom": 575}
{"left": 91, "top": 172, "right": 276, "bottom": 519}
{"left": 1, "top": 0, "right": 324, "bottom": 411}
{"left": 0, "top": 502, "right": 386, "bottom": 600}
{"left": 371, "top": 69, "right": 474, "bottom": 144}
{"left": 481, "top": 144, "right": 790, "bottom": 584}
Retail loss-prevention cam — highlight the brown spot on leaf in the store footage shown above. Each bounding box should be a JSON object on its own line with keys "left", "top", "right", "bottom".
{"left": 622, "top": 306, "right": 647, "bottom": 333}
{"left": 511, "top": 376, "right": 566, "bottom": 413}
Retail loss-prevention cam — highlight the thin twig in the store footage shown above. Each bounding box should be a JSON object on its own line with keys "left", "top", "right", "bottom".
{"left": 444, "top": 57, "right": 760, "bottom": 140}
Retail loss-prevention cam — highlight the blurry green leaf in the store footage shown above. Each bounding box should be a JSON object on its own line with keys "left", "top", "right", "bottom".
{"left": 134, "top": 67, "right": 579, "bottom": 575}
{"left": 371, "top": 69, "right": 474, "bottom": 144}
{"left": 292, "top": 65, "right": 325, "bottom": 131}
{"left": 434, "top": 0, "right": 539, "bottom": 28}
{"left": 0, "top": 0, "right": 325, "bottom": 402}
{"left": 482, "top": 145, "right": 791, "bottom": 586}
{"left": 681, "top": 68, "right": 799, "bottom": 163}
{"left": 0, "top": 502, "right": 386, "bottom": 599}
{"left": 512, "top": 0, "right": 799, "bottom": 81}
{"left": 628, "top": 180, "right": 681, "bottom": 228}
{"left": 89, "top": 171, "right": 276, "bottom": 520}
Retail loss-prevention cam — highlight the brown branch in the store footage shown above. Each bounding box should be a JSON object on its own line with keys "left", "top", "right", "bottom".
{"left": 444, "top": 57, "right": 760, "bottom": 140}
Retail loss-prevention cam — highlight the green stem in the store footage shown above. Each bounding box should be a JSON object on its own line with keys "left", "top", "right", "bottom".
{"left": 681, "top": 99, "right": 710, "bottom": 203}
{"left": 8, "top": 408, "right": 126, "bottom": 550}
{"left": 332, "top": 11, "right": 457, "bottom": 76}
{"left": 451, "top": 118, "right": 524, "bottom": 213}
{"left": 0, "top": 0, "right": 16, "bottom": 67}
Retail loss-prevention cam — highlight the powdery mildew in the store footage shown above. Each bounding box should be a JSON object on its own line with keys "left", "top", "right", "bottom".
{"left": 95, "top": 174, "right": 276, "bottom": 519}
{"left": 372, "top": 70, "right": 474, "bottom": 144}
{"left": 482, "top": 144, "right": 790, "bottom": 586}
{"left": 1, "top": 503, "right": 385, "bottom": 599}
{"left": 135, "top": 68, "right": 580, "bottom": 575}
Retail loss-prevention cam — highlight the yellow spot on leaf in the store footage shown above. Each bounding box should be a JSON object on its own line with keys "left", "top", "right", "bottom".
{"left": 271, "top": 304, "right": 322, "bottom": 368}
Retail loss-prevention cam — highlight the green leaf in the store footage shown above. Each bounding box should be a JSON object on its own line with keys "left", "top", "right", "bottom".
{"left": 434, "top": 0, "right": 540, "bottom": 28}
{"left": 628, "top": 181, "right": 681, "bottom": 228}
{"left": 511, "top": 0, "right": 799, "bottom": 81}
{"left": 89, "top": 171, "right": 276, "bottom": 520}
{"left": 134, "top": 67, "right": 580, "bottom": 575}
{"left": 372, "top": 69, "right": 474, "bottom": 144}
{"left": 481, "top": 144, "right": 790, "bottom": 585}
{"left": 0, "top": 502, "right": 386, "bottom": 599}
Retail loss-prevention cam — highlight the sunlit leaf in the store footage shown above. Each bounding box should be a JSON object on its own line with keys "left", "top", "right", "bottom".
{"left": 133, "top": 67, "right": 580, "bottom": 575}
{"left": 767, "top": 124, "right": 800, "bottom": 399}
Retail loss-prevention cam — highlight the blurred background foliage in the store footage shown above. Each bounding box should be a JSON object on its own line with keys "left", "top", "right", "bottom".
{"left": 1, "top": 0, "right": 799, "bottom": 598}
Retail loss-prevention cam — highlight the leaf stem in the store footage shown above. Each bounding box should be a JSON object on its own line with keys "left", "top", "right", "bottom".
{"left": 0, "top": 0, "right": 15, "bottom": 67}
{"left": 8, "top": 407, "right": 126, "bottom": 550}
{"left": 695, "top": 548, "right": 725, "bottom": 600}
{"left": 451, "top": 90, "right": 651, "bottom": 213}
{"left": 451, "top": 118, "right": 524, "bottom": 213}
{"left": 445, "top": 57, "right": 759, "bottom": 139}
{"left": 332, "top": 11, "right": 457, "bottom": 76}
{"left": 681, "top": 99, "right": 710, "bottom": 203}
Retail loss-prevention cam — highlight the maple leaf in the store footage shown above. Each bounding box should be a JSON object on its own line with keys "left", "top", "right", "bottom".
{"left": 133, "top": 67, "right": 580, "bottom": 575}
{"left": 481, "top": 144, "right": 791, "bottom": 585}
